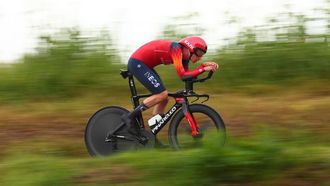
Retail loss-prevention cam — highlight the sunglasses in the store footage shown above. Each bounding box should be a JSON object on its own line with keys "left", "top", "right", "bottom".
{"left": 194, "top": 48, "right": 206, "bottom": 57}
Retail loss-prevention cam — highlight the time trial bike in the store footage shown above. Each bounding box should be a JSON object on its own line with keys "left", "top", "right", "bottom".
{"left": 85, "top": 70, "right": 226, "bottom": 156}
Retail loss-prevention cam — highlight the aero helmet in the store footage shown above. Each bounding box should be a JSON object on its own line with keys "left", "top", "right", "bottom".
{"left": 179, "top": 36, "right": 207, "bottom": 56}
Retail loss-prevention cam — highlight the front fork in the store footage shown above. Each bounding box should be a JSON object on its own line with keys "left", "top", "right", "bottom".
{"left": 176, "top": 98, "right": 200, "bottom": 137}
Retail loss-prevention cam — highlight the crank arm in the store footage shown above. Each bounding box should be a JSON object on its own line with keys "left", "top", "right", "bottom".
{"left": 105, "top": 134, "right": 136, "bottom": 142}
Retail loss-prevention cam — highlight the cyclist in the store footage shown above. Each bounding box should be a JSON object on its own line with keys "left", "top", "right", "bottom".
{"left": 124, "top": 36, "right": 219, "bottom": 125}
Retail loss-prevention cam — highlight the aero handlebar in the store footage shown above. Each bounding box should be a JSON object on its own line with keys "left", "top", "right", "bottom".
{"left": 182, "top": 71, "right": 214, "bottom": 92}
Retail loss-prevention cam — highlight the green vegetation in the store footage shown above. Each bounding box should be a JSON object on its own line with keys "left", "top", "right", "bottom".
{"left": 214, "top": 29, "right": 330, "bottom": 88}
{"left": 1, "top": 129, "right": 329, "bottom": 186}
{"left": 0, "top": 29, "right": 124, "bottom": 102}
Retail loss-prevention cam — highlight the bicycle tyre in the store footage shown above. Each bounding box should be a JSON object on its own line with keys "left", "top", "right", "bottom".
{"left": 168, "top": 104, "right": 226, "bottom": 150}
{"left": 85, "top": 106, "right": 135, "bottom": 156}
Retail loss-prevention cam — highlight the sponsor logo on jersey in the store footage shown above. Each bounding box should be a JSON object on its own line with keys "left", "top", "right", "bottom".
{"left": 144, "top": 72, "right": 160, "bottom": 88}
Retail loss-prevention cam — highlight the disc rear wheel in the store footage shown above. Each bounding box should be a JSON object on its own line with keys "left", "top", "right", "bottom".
{"left": 85, "top": 106, "right": 148, "bottom": 156}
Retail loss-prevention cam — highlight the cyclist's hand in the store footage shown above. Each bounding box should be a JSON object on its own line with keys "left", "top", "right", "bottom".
{"left": 203, "top": 62, "right": 219, "bottom": 72}
{"left": 204, "top": 65, "right": 217, "bottom": 72}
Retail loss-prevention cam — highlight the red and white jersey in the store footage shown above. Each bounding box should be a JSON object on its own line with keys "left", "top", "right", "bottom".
{"left": 130, "top": 39, "right": 205, "bottom": 79}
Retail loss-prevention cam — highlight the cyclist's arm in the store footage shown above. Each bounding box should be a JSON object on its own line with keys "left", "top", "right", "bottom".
{"left": 170, "top": 43, "right": 205, "bottom": 79}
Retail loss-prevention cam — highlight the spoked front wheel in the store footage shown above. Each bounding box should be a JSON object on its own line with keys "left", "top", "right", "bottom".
{"left": 168, "top": 104, "right": 226, "bottom": 150}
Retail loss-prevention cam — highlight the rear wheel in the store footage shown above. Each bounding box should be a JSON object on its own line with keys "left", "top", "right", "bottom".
{"left": 85, "top": 106, "right": 153, "bottom": 156}
{"left": 168, "top": 104, "right": 226, "bottom": 150}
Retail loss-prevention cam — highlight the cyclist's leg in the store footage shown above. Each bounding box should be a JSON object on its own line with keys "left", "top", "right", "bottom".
{"left": 142, "top": 68, "right": 168, "bottom": 111}
{"left": 128, "top": 59, "right": 169, "bottom": 147}
{"left": 153, "top": 98, "right": 168, "bottom": 115}
{"left": 127, "top": 58, "right": 167, "bottom": 119}
{"left": 143, "top": 91, "right": 168, "bottom": 109}
{"left": 149, "top": 69, "right": 168, "bottom": 115}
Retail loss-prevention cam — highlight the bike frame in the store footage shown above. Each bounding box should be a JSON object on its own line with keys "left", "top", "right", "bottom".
{"left": 123, "top": 70, "right": 201, "bottom": 136}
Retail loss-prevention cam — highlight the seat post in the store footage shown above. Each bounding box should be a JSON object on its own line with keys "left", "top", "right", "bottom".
{"left": 120, "top": 69, "right": 140, "bottom": 108}
{"left": 128, "top": 76, "right": 140, "bottom": 109}
{"left": 128, "top": 75, "right": 145, "bottom": 128}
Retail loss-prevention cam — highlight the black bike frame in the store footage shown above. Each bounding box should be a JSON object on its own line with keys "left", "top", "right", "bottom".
{"left": 121, "top": 71, "right": 198, "bottom": 135}
{"left": 121, "top": 69, "right": 212, "bottom": 136}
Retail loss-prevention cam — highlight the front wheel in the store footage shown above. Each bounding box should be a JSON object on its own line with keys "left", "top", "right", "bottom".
{"left": 168, "top": 104, "right": 226, "bottom": 150}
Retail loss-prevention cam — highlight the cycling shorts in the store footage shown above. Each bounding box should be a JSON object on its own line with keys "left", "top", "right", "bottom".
{"left": 127, "top": 58, "right": 166, "bottom": 94}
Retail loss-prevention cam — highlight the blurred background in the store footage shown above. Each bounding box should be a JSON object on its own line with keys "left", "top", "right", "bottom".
{"left": 0, "top": 0, "right": 329, "bottom": 185}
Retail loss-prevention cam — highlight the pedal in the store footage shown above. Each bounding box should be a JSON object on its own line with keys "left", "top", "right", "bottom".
{"left": 137, "top": 135, "right": 149, "bottom": 145}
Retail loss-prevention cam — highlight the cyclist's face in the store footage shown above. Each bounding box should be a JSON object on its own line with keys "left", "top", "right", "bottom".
{"left": 191, "top": 54, "right": 202, "bottom": 63}
{"left": 191, "top": 48, "right": 205, "bottom": 63}
{"left": 194, "top": 48, "right": 206, "bottom": 57}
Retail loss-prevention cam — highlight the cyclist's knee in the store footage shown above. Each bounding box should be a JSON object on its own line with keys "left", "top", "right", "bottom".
{"left": 159, "top": 90, "right": 168, "bottom": 100}
{"left": 156, "top": 90, "right": 168, "bottom": 102}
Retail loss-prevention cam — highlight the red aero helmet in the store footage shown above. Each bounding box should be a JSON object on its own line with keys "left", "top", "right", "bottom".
{"left": 179, "top": 36, "right": 207, "bottom": 53}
